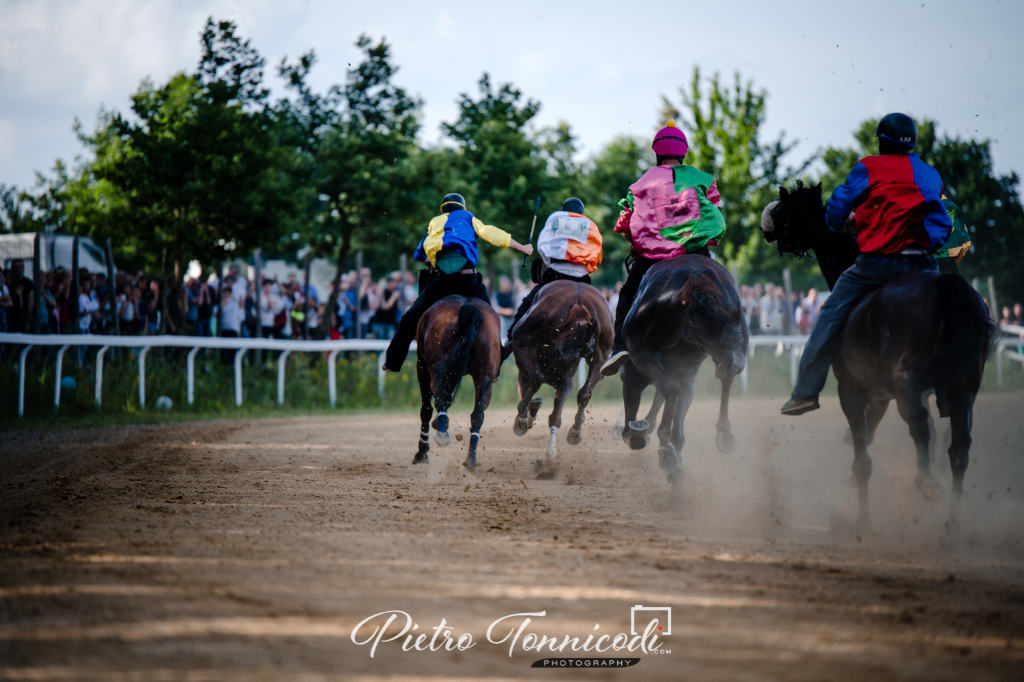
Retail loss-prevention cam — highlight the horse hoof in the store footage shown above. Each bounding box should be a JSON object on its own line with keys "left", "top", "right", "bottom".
{"left": 513, "top": 417, "right": 529, "bottom": 437}
{"left": 413, "top": 453, "right": 429, "bottom": 465}
{"left": 611, "top": 425, "right": 623, "bottom": 441}
{"left": 658, "top": 445, "right": 682, "bottom": 472}
{"left": 566, "top": 429, "right": 582, "bottom": 446}
{"left": 843, "top": 428, "right": 853, "bottom": 446}
{"left": 462, "top": 457, "right": 476, "bottom": 471}
{"left": 628, "top": 434, "right": 646, "bottom": 451}
{"left": 431, "top": 417, "right": 439, "bottom": 430}
{"left": 715, "top": 431, "right": 736, "bottom": 454}
{"left": 667, "top": 470, "right": 683, "bottom": 486}
{"left": 435, "top": 431, "right": 451, "bottom": 447}
{"left": 915, "top": 476, "right": 944, "bottom": 503}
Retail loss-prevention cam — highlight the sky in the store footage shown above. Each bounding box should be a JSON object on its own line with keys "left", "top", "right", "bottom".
{"left": 1, "top": 0, "right": 1022, "bottom": 191}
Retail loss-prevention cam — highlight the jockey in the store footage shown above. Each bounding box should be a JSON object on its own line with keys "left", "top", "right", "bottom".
{"left": 781, "top": 113, "right": 953, "bottom": 415}
{"left": 500, "top": 197, "right": 603, "bottom": 362}
{"left": 935, "top": 194, "right": 971, "bottom": 274}
{"left": 600, "top": 120, "right": 726, "bottom": 376}
{"left": 382, "top": 193, "right": 533, "bottom": 371}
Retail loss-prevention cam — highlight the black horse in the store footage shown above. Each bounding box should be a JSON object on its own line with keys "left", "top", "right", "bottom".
{"left": 619, "top": 255, "right": 748, "bottom": 484}
{"left": 761, "top": 183, "right": 995, "bottom": 531}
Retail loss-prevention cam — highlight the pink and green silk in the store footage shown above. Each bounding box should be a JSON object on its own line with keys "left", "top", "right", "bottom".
{"left": 615, "top": 165, "right": 725, "bottom": 259}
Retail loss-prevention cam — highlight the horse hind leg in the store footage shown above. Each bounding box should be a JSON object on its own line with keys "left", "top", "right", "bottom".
{"left": 413, "top": 359, "right": 433, "bottom": 464}
{"left": 944, "top": 387, "right": 975, "bottom": 532}
{"left": 620, "top": 363, "right": 649, "bottom": 450}
{"left": 715, "top": 367, "right": 736, "bottom": 454}
{"left": 463, "top": 377, "right": 491, "bottom": 471}
{"left": 544, "top": 376, "right": 574, "bottom": 460}
{"left": 567, "top": 357, "right": 601, "bottom": 446}
{"left": 514, "top": 375, "right": 542, "bottom": 437}
{"left": 895, "top": 383, "right": 943, "bottom": 503}
{"left": 838, "top": 382, "right": 873, "bottom": 533}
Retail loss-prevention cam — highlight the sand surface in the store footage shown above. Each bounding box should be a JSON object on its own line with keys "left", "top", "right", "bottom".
{"left": 1, "top": 393, "right": 1023, "bottom": 680}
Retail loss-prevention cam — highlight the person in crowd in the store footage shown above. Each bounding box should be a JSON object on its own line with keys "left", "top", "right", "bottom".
{"left": 78, "top": 277, "right": 100, "bottom": 333}
{"left": 359, "top": 278, "right": 378, "bottom": 338}
{"left": 259, "top": 279, "right": 284, "bottom": 339}
{"left": 184, "top": 278, "right": 200, "bottom": 335}
{"left": 195, "top": 281, "right": 213, "bottom": 336}
{"left": 371, "top": 273, "right": 401, "bottom": 340}
{"left": 500, "top": 196, "right": 604, "bottom": 360}
{"left": 117, "top": 283, "right": 135, "bottom": 334}
{"left": 797, "top": 288, "right": 821, "bottom": 335}
{"left": 0, "top": 269, "right": 10, "bottom": 332}
{"left": 493, "top": 276, "right": 516, "bottom": 344}
{"left": 782, "top": 113, "right": 951, "bottom": 415}
{"left": 48, "top": 266, "right": 71, "bottom": 333}
{"left": 130, "top": 286, "right": 146, "bottom": 335}
{"left": 382, "top": 192, "right": 533, "bottom": 371}
{"left": 144, "top": 279, "right": 162, "bottom": 334}
{"left": 8, "top": 259, "right": 34, "bottom": 333}
{"left": 759, "top": 283, "right": 781, "bottom": 335}
{"left": 601, "top": 120, "right": 725, "bottom": 375}
{"left": 1011, "top": 302, "right": 1023, "bottom": 327}
{"left": 228, "top": 264, "right": 248, "bottom": 330}
{"left": 219, "top": 288, "right": 241, "bottom": 364}
{"left": 401, "top": 270, "right": 418, "bottom": 313}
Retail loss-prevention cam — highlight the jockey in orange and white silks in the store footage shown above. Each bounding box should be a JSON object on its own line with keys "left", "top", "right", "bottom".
{"left": 501, "top": 197, "right": 603, "bottom": 360}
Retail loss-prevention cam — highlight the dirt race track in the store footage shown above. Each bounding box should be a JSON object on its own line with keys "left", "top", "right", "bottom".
{"left": 1, "top": 394, "right": 1023, "bottom": 681}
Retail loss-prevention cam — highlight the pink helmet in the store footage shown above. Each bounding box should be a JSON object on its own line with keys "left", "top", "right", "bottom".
{"left": 652, "top": 120, "right": 688, "bottom": 158}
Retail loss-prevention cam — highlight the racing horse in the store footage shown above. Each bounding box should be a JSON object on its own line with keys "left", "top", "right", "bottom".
{"left": 619, "top": 255, "right": 748, "bottom": 483}
{"left": 412, "top": 296, "right": 501, "bottom": 470}
{"left": 760, "top": 183, "right": 995, "bottom": 530}
{"left": 509, "top": 276, "right": 613, "bottom": 463}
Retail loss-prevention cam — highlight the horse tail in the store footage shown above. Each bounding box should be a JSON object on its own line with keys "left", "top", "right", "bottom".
{"left": 435, "top": 302, "right": 484, "bottom": 405}
{"left": 916, "top": 274, "right": 996, "bottom": 386}
{"left": 555, "top": 303, "right": 596, "bottom": 360}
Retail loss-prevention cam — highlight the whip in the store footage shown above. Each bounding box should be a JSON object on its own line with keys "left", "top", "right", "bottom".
{"left": 523, "top": 196, "right": 542, "bottom": 267}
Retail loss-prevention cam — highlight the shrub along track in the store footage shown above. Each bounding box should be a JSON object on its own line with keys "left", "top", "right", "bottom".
{"left": 1, "top": 394, "right": 1023, "bottom": 681}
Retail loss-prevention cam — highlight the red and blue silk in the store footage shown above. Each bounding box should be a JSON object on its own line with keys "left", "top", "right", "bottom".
{"left": 825, "top": 153, "right": 952, "bottom": 254}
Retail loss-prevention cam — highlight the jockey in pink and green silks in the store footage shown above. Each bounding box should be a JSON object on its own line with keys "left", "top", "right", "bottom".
{"left": 601, "top": 120, "right": 726, "bottom": 376}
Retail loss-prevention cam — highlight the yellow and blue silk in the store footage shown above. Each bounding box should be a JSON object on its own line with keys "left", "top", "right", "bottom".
{"left": 414, "top": 210, "right": 512, "bottom": 267}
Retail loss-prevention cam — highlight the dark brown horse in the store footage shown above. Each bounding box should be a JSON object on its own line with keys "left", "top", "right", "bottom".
{"left": 761, "top": 183, "right": 995, "bottom": 530}
{"left": 619, "top": 256, "right": 748, "bottom": 483}
{"left": 509, "top": 278, "right": 613, "bottom": 464}
{"left": 413, "top": 296, "right": 501, "bottom": 470}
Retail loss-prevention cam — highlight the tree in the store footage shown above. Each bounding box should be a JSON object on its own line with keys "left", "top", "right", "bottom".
{"left": 661, "top": 68, "right": 812, "bottom": 285}
{"left": 276, "top": 36, "right": 422, "bottom": 328}
{"left": 441, "top": 74, "right": 572, "bottom": 285}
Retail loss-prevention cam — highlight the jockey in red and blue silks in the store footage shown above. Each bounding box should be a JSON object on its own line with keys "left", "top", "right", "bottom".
{"left": 781, "top": 113, "right": 953, "bottom": 416}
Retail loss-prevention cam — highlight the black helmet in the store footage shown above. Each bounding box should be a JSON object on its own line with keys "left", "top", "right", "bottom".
{"left": 440, "top": 193, "right": 466, "bottom": 213}
{"left": 561, "top": 197, "right": 585, "bottom": 214}
{"left": 876, "top": 113, "right": 917, "bottom": 150}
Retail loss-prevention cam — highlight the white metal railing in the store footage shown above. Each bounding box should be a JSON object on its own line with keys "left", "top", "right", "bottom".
{"left": 0, "top": 332, "right": 413, "bottom": 418}
{"left": 3, "top": 323, "right": 1022, "bottom": 418}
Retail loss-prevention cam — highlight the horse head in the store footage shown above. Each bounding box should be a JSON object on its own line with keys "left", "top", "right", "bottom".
{"left": 760, "top": 182, "right": 827, "bottom": 257}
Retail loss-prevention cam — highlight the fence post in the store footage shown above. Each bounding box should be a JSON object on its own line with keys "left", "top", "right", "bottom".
{"left": 234, "top": 349, "right": 246, "bottom": 407}
{"left": 782, "top": 268, "right": 794, "bottom": 336}
{"left": 138, "top": 346, "right": 151, "bottom": 409}
{"left": 789, "top": 343, "right": 799, "bottom": 387}
{"left": 988, "top": 277, "right": 998, "bottom": 322}
{"left": 54, "top": 344, "right": 70, "bottom": 410}
{"left": 18, "top": 345, "right": 33, "bottom": 418}
{"left": 997, "top": 341, "right": 1003, "bottom": 386}
{"left": 186, "top": 346, "right": 200, "bottom": 405}
{"left": 377, "top": 352, "right": 386, "bottom": 400}
{"left": 95, "top": 345, "right": 110, "bottom": 407}
{"left": 278, "top": 349, "right": 292, "bottom": 405}
{"left": 328, "top": 350, "right": 338, "bottom": 408}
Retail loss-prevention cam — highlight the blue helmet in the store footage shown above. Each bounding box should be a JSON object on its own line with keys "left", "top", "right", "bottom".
{"left": 876, "top": 113, "right": 917, "bottom": 151}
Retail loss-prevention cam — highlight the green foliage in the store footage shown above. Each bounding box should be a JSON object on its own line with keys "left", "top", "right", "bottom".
{"left": 660, "top": 68, "right": 814, "bottom": 285}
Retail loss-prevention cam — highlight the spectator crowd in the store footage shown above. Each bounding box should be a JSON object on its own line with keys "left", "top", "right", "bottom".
{"left": 3, "top": 257, "right": 1021, "bottom": 346}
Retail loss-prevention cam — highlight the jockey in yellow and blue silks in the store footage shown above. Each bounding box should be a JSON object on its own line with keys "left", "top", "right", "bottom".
{"left": 382, "top": 193, "right": 533, "bottom": 371}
